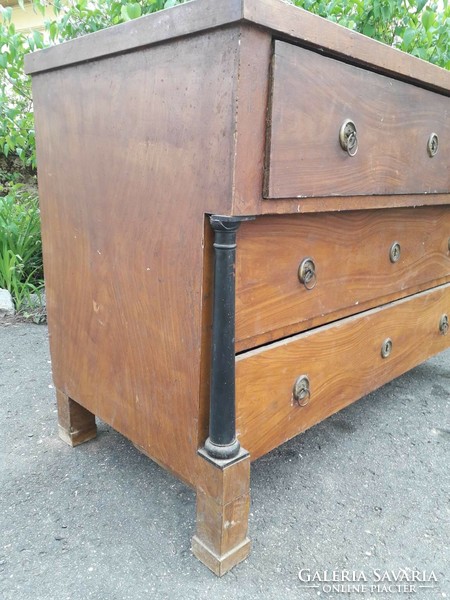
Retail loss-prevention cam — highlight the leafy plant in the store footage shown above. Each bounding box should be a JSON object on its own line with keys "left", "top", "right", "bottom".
{"left": 292, "top": 0, "right": 450, "bottom": 68}
{"left": 0, "top": 246, "right": 43, "bottom": 312}
{"left": 0, "top": 185, "right": 43, "bottom": 311}
{"left": 0, "top": 169, "right": 25, "bottom": 188}
{"left": 0, "top": 4, "right": 42, "bottom": 169}
{"left": 42, "top": 0, "right": 186, "bottom": 42}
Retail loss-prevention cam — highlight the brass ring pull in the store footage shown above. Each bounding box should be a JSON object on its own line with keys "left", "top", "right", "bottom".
{"left": 339, "top": 119, "right": 358, "bottom": 157}
{"left": 381, "top": 338, "right": 393, "bottom": 358}
{"left": 439, "top": 314, "right": 449, "bottom": 335}
{"left": 427, "top": 133, "right": 439, "bottom": 157}
{"left": 298, "top": 257, "right": 317, "bottom": 290}
{"left": 293, "top": 375, "right": 310, "bottom": 407}
{"left": 389, "top": 241, "right": 401, "bottom": 263}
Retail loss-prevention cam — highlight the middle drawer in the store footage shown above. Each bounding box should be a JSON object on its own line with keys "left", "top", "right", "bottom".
{"left": 235, "top": 206, "right": 450, "bottom": 352}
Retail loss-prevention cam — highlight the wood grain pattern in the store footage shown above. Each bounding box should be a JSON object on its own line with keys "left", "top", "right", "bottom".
{"left": 236, "top": 283, "right": 450, "bottom": 460}
{"left": 32, "top": 29, "right": 241, "bottom": 487}
{"left": 266, "top": 41, "right": 450, "bottom": 199}
{"left": 235, "top": 207, "right": 450, "bottom": 351}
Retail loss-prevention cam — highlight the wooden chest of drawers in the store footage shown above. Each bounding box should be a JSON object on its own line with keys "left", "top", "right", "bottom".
{"left": 25, "top": 0, "right": 450, "bottom": 576}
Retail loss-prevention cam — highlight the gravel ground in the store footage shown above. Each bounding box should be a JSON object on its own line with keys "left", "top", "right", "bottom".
{"left": 0, "top": 322, "right": 449, "bottom": 600}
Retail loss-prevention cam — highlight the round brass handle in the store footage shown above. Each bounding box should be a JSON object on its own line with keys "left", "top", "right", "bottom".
{"left": 389, "top": 241, "right": 401, "bottom": 263}
{"left": 293, "top": 375, "right": 310, "bottom": 406}
{"left": 381, "top": 338, "right": 393, "bottom": 359}
{"left": 427, "top": 133, "right": 439, "bottom": 157}
{"left": 439, "top": 314, "right": 449, "bottom": 335}
{"left": 339, "top": 119, "right": 358, "bottom": 157}
{"left": 298, "top": 257, "right": 317, "bottom": 290}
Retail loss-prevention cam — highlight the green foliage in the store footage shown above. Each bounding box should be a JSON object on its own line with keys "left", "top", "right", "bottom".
{"left": 41, "top": 0, "right": 186, "bottom": 42}
{"left": 0, "top": 185, "right": 44, "bottom": 311}
{"left": 0, "top": 5, "right": 42, "bottom": 169}
{"left": 0, "top": 168, "right": 24, "bottom": 187}
{"left": 292, "top": 0, "right": 450, "bottom": 68}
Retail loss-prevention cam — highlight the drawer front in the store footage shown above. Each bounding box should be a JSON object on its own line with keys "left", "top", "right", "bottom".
{"left": 265, "top": 41, "right": 450, "bottom": 199}
{"left": 236, "top": 283, "right": 450, "bottom": 460}
{"left": 235, "top": 207, "right": 450, "bottom": 351}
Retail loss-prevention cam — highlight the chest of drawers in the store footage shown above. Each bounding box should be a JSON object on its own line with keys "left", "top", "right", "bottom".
{"left": 25, "top": 0, "right": 450, "bottom": 576}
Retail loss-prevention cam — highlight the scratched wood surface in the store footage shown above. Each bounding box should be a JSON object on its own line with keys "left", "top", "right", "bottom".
{"left": 265, "top": 41, "right": 450, "bottom": 199}
{"left": 236, "top": 283, "right": 450, "bottom": 460}
{"left": 32, "top": 29, "right": 242, "bottom": 487}
{"left": 235, "top": 207, "right": 450, "bottom": 351}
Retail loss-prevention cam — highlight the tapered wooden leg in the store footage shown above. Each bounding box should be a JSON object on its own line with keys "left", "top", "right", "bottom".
{"left": 192, "top": 449, "right": 251, "bottom": 576}
{"left": 56, "top": 389, "right": 97, "bottom": 447}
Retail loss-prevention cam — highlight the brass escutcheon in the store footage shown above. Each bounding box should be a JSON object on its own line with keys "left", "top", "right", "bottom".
{"left": 293, "top": 375, "right": 310, "bottom": 406}
{"left": 298, "top": 257, "right": 317, "bottom": 290}
{"left": 389, "top": 242, "right": 401, "bottom": 263}
{"left": 427, "top": 133, "right": 439, "bottom": 157}
{"left": 339, "top": 119, "right": 358, "bottom": 156}
{"left": 381, "top": 338, "right": 393, "bottom": 358}
{"left": 439, "top": 314, "right": 449, "bottom": 335}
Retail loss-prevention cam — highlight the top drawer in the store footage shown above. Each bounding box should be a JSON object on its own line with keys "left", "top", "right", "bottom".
{"left": 265, "top": 41, "right": 450, "bottom": 199}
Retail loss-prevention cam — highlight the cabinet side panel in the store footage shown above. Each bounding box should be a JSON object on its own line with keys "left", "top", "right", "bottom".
{"left": 32, "top": 29, "right": 239, "bottom": 485}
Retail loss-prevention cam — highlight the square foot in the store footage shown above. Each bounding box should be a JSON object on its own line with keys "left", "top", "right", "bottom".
{"left": 58, "top": 423, "right": 97, "bottom": 447}
{"left": 191, "top": 535, "right": 250, "bottom": 576}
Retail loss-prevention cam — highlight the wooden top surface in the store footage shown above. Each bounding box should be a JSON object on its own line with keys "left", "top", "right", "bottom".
{"left": 25, "top": 0, "right": 450, "bottom": 94}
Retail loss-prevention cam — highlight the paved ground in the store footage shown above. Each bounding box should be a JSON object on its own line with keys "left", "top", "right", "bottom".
{"left": 0, "top": 322, "right": 449, "bottom": 600}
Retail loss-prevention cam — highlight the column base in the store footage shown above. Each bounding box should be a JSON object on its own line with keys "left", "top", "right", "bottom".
{"left": 192, "top": 446, "right": 251, "bottom": 576}
{"left": 192, "top": 536, "right": 251, "bottom": 577}
{"left": 58, "top": 423, "right": 97, "bottom": 447}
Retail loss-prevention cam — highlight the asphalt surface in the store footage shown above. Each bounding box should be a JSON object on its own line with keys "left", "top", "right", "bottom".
{"left": 0, "top": 322, "right": 449, "bottom": 600}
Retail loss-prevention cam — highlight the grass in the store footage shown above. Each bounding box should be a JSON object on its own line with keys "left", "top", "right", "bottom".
{"left": 0, "top": 181, "right": 45, "bottom": 318}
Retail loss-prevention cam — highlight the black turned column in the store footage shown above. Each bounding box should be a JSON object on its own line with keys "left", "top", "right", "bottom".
{"left": 203, "top": 215, "right": 252, "bottom": 461}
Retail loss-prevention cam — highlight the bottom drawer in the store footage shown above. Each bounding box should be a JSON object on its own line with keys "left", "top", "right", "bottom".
{"left": 236, "top": 284, "right": 450, "bottom": 460}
